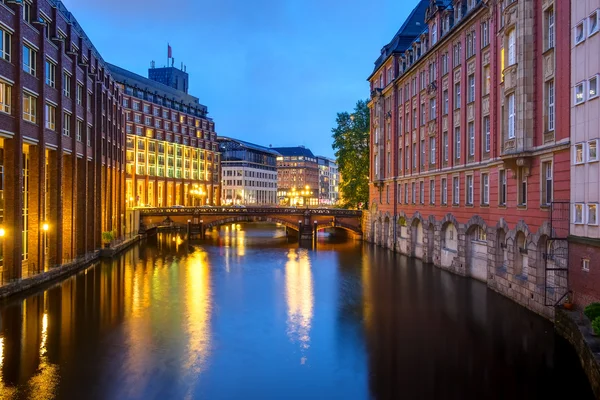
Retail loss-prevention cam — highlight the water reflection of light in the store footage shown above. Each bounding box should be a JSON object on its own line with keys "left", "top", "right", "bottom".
{"left": 285, "top": 248, "right": 314, "bottom": 359}
{"left": 27, "top": 307, "right": 58, "bottom": 399}
{"left": 361, "top": 251, "right": 373, "bottom": 330}
{"left": 183, "top": 249, "right": 212, "bottom": 397}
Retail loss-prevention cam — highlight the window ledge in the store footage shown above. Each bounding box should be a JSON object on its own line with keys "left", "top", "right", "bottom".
{"left": 480, "top": 203, "right": 490, "bottom": 208}
{"left": 517, "top": 205, "right": 528, "bottom": 210}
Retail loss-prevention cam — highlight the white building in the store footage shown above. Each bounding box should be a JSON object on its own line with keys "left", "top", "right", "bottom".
{"left": 218, "top": 137, "right": 279, "bottom": 205}
{"left": 317, "top": 156, "right": 340, "bottom": 205}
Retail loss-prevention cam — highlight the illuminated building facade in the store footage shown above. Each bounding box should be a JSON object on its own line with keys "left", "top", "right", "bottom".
{"left": 108, "top": 64, "right": 220, "bottom": 208}
{"left": 317, "top": 156, "right": 340, "bottom": 205}
{"left": 0, "top": 0, "right": 125, "bottom": 280}
{"left": 366, "top": 0, "right": 571, "bottom": 317}
{"left": 218, "top": 137, "right": 279, "bottom": 205}
{"left": 274, "top": 146, "right": 319, "bottom": 206}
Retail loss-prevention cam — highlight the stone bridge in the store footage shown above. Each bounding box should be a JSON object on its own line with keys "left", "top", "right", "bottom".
{"left": 137, "top": 207, "right": 363, "bottom": 239}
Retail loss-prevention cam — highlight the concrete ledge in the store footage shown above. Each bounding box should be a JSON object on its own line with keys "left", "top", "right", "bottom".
{"left": 0, "top": 252, "right": 100, "bottom": 300}
{"left": 99, "top": 235, "right": 142, "bottom": 258}
{"left": 555, "top": 307, "right": 600, "bottom": 399}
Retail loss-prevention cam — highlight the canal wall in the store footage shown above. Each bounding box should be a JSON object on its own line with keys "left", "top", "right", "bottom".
{"left": 362, "top": 209, "right": 563, "bottom": 320}
{"left": 555, "top": 308, "right": 600, "bottom": 399}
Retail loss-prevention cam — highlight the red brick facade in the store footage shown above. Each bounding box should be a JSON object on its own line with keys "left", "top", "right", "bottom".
{"left": 366, "top": 0, "right": 570, "bottom": 318}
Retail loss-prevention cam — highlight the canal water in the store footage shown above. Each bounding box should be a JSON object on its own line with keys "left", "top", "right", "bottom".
{"left": 0, "top": 223, "right": 594, "bottom": 400}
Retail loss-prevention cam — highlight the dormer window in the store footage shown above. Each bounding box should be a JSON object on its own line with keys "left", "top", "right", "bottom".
{"left": 454, "top": 1, "right": 462, "bottom": 21}
{"left": 467, "top": 0, "right": 476, "bottom": 11}
{"left": 379, "top": 74, "right": 383, "bottom": 89}
{"left": 431, "top": 22, "right": 438, "bottom": 45}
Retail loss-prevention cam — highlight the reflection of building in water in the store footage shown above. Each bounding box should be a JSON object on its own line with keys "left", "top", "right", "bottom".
{"left": 285, "top": 249, "right": 314, "bottom": 358}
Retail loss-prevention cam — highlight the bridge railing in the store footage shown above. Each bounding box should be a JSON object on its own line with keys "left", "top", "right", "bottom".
{"left": 138, "top": 207, "right": 362, "bottom": 217}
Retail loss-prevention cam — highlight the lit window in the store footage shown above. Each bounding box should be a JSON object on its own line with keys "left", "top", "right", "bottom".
{"left": 23, "top": 92, "right": 36, "bottom": 123}
{"left": 575, "top": 82, "right": 586, "bottom": 105}
{"left": 575, "top": 21, "right": 586, "bottom": 45}
{"left": 0, "top": 80, "right": 11, "bottom": 114}
{"left": 588, "top": 203, "right": 598, "bottom": 225}
{"left": 575, "top": 143, "right": 585, "bottom": 164}
{"left": 574, "top": 203, "right": 584, "bottom": 224}
{"left": 44, "top": 103, "right": 55, "bottom": 130}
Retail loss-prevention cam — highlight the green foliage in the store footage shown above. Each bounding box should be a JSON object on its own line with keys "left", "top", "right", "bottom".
{"left": 584, "top": 302, "right": 600, "bottom": 321}
{"left": 592, "top": 317, "right": 600, "bottom": 336}
{"left": 331, "top": 99, "right": 370, "bottom": 209}
{"left": 102, "top": 231, "right": 115, "bottom": 243}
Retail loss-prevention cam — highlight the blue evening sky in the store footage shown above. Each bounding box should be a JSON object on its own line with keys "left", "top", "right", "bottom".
{"left": 62, "top": 0, "right": 419, "bottom": 158}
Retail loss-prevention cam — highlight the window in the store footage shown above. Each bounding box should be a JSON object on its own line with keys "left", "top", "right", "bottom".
{"left": 453, "top": 43, "right": 461, "bottom": 67}
{"left": 406, "top": 145, "right": 410, "bottom": 170}
{"left": 398, "top": 148, "right": 402, "bottom": 173}
{"left": 483, "top": 116, "right": 490, "bottom": 153}
{"left": 413, "top": 107, "right": 417, "bottom": 129}
{"left": 542, "top": 161, "right": 552, "bottom": 205}
{"left": 441, "top": 178, "right": 447, "bottom": 204}
{"left": 0, "top": 27, "right": 10, "bottom": 62}
{"left": 443, "top": 90, "right": 449, "bottom": 115}
{"left": 518, "top": 168, "right": 527, "bottom": 206}
{"left": 412, "top": 182, "right": 416, "bottom": 204}
{"left": 419, "top": 181, "right": 424, "bottom": 204}
{"left": 0, "top": 80, "right": 11, "bottom": 114}
{"left": 23, "top": 1, "right": 31, "bottom": 23}
{"left": 45, "top": 60, "right": 56, "bottom": 88}
{"left": 575, "top": 82, "right": 586, "bottom": 105}
{"left": 420, "top": 103, "right": 426, "bottom": 126}
{"left": 443, "top": 132, "right": 448, "bottom": 161}
{"left": 23, "top": 92, "right": 36, "bottom": 123}
{"left": 574, "top": 203, "right": 584, "bottom": 224}
{"left": 76, "top": 120, "right": 83, "bottom": 142}
{"left": 453, "top": 176, "right": 459, "bottom": 205}
{"left": 589, "top": 204, "right": 599, "bottom": 225}
{"left": 589, "top": 75, "right": 599, "bottom": 100}
{"left": 63, "top": 112, "right": 71, "bottom": 136}
{"left": 588, "top": 140, "right": 598, "bottom": 162}
{"left": 421, "top": 139, "right": 426, "bottom": 167}
{"left": 413, "top": 144, "right": 417, "bottom": 169}
{"left": 466, "top": 32, "right": 475, "bottom": 58}
{"left": 508, "top": 94, "right": 515, "bottom": 138}
{"left": 590, "top": 9, "right": 599, "bottom": 36}
{"left": 87, "top": 125, "right": 92, "bottom": 146}
{"left": 430, "top": 180, "right": 435, "bottom": 204}
{"left": 468, "top": 122, "right": 475, "bottom": 156}
{"left": 483, "top": 65, "right": 490, "bottom": 95}
{"left": 466, "top": 175, "right": 473, "bottom": 205}
{"left": 454, "top": 127, "right": 461, "bottom": 159}
{"left": 499, "top": 170, "right": 507, "bottom": 205}
{"left": 387, "top": 151, "right": 391, "bottom": 176}
{"left": 482, "top": 20, "right": 489, "bottom": 47}
{"left": 575, "top": 143, "right": 585, "bottom": 164}
{"left": 397, "top": 183, "right": 402, "bottom": 204}
{"left": 547, "top": 80, "right": 555, "bottom": 131}
{"left": 575, "top": 21, "right": 586, "bottom": 45}
{"left": 454, "top": 83, "right": 461, "bottom": 109}
{"left": 583, "top": 259, "right": 591, "bottom": 272}
{"left": 44, "top": 103, "right": 55, "bottom": 130}
{"left": 405, "top": 183, "right": 409, "bottom": 204}
{"left": 429, "top": 137, "right": 436, "bottom": 164}
{"left": 23, "top": 44, "right": 36, "bottom": 76}
{"left": 398, "top": 116, "right": 403, "bottom": 136}
{"left": 508, "top": 29, "right": 516, "bottom": 65}
{"left": 63, "top": 72, "right": 71, "bottom": 98}
{"left": 482, "top": 173, "right": 489, "bottom": 205}
{"left": 429, "top": 98, "right": 436, "bottom": 120}
{"left": 467, "top": 74, "right": 475, "bottom": 103}
{"left": 546, "top": 7, "right": 555, "bottom": 50}
{"left": 442, "top": 53, "right": 448, "bottom": 75}
{"left": 431, "top": 22, "right": 437, "bottom": 45}
{"left": 76, "top": 83, "right": 83, "bottom": 105}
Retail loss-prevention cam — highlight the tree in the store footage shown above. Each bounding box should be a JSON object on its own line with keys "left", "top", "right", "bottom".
{"left": 332, "top": 99, "right": 370, "bottom": 209}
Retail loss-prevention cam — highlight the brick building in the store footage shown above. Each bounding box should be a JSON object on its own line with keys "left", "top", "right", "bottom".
{"left": 0, "top": 0, "right": 125, "bottom": 279}
{"left": 366, "top": 0, "right": 570, "bottom": 318}
{"left": 569, "top": 0, "right": 600, "bottom": 307}
{"left": 274, "top": 146, "right": 319, "bottom": 206}
{"left": 108, "top": 64, "right": 220, "bottom": 208}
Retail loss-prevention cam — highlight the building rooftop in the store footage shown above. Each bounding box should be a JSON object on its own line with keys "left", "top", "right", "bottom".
{"left": 218, "top": 137, "right": 281, "bottom": 156}
{"left": 107, "top": 63, "right": 208, "bottom": 114}
{"left": 272, "top": 146, "right": 316, "bottom": 158}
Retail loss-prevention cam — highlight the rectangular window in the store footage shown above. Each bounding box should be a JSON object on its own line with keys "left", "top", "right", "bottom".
{"left": 44, "top": 103, "right": 55, "bottom": 130}
{"left": 412, "top": 182, "right": 416, "bottom": 204}
{"left": 518, "top": 168, "right": 527, "bottom": 206}
{"left": 468, "top": 74, "right": 475, "bottom": 103}
{"left": 63, "top": 112, "right": 71, "bottom": 136}
{"left": 419, "top": 181, "right": 424, "bottom": 204}
{"left": 588, "top": 204, "right": 598, "bottom": 225}
{"left": 63, "top": 72, "right": 71, "bottom": 98}
{"left": 542, "top": 161, "right": 553, "bottom": 205}
{"left": 483, "top": 65, "right": 490, "bottom": 95}
{"left": 0, "top": 27, "right": 11, "bottom": 62}
{"left": 466, "top": 175, "right": 473, "bottom": 205}
{"left": 405, "top": 145, "right": 410, "bottom": 170}
{"left": 454, "top": 82, "right": 461, "bottom": 109}
{"left": 483, "top": 116, "right": 490, "bottom": 153}
{"left": 453, "top": 176, "right": 459, "bottom": 205}
{"left": 420, "top": 104, "right": 426, "bottom": 126}
{"left": 443, "top": 90, "right": 449, "bottom": 115}
{"left": 429, "top": 180, "right": 435, "bottom": 204}
{"left": 404, "top": 183, "right": 409, "bottom": 204}
{"left": 413, "top": 144, "right": 417, "bottom": 169}
{"left": 429, "top": 137, "right": 436, "bottom": 164}
{"left": 482, "top": 20, "right": 489, "bottom": 47}
{"left": 590, "top": 9, "right": 600, "bottom": 36}
{"left": 546, "top": 8, "right": 555, "bottom": 50}
{"left": 429, "top": 98, "right": 436, "bottom": 120}
{"left": 45, "top": 60, "right": 56, "bottom": 88}
{"left": 454, "top": 127, "right": 461, "bottom": 159}
{"left": 23, "top": 44, "right": 36, "bottom": 76}
{"left": 397, "top": 183, "right": 402, "bottom": 204}
{"left": 589, "top": 75, "right": 599, "bottom": 100}
{"left": 574, "top": 203, "right": 584, "bottom": 224}
{"left": 441, "top": 178, "right": 447, "bottom": 205}
{"left": 413, "top": 107, "right": 417, "bottom": 129}
{"left": 76, "top": 83, "right": 83, "bottom": 105}
{"left": 499, "top": 169, "right": 507, "bottom": 205}
{"left": 443, "top": 132, "right": 448, "bottom": 161}
{"left": 398, "top": 148, "right": 403, "bottom": 173}
{"left": 23, "top": 92, "right": 36, "bottom": 123}
{"left": 547, "top": 80, "right": 555, "bottom": 131}
{"left": 482, "top": 173, "right": 489, "bottom": 205}
{"left": 588, "top": 140, "right": 598, "bottom": 162}
{"left": 583, "top": 259, "right": 590, "bottom": 272}
{"left": 76, "top": 120, "right": 83, "bottom": 142}
{"left": 575, "top": 143, "right": 585, "bottom": 164}
{"left": 508, "top": 29, "right": 516, "bottom": 65}
{"left": 0, "top": 80, "right": 11, "bottom": 114}
{"left": 575, "top": 21, "right": 586, "bottom": 45}
{"left": 421, "top": 139, "right": 426, "bottom": 167}
{"left": 508, "top": 94, "right": 515, "bottom": 139}
{"left": 575, "top": 82, "right": 586, "bottom": 105}
{"left": 468, "top": 122, "right": 475, "bottom": 156}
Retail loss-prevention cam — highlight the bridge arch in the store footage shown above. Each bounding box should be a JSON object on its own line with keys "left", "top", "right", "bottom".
{"left": 203, "top": 216, "right": 301, "bottom": 232}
